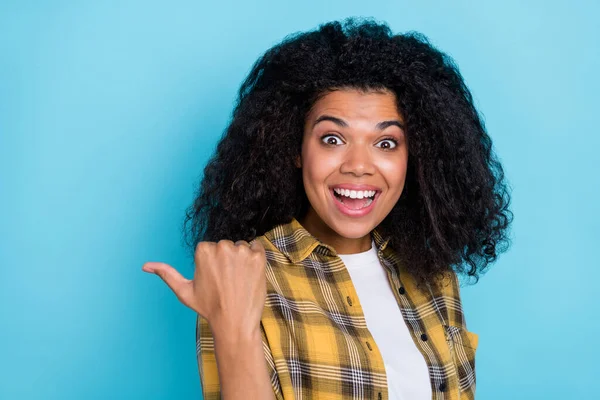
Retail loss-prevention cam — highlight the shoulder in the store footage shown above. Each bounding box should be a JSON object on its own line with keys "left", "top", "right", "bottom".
{"left": 432, "top": 271, "right": 467, "bottom": 328}
{"left": 252, "top": 233, "right": 281, "bottom": 254}
{"left": 252, "top": 234, "right": 291, "bottom": 267}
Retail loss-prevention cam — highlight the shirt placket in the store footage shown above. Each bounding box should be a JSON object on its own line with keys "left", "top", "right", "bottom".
{"left": 330, "top": 252, "right": 390, "bottom": 400}
{"left": 377, "top": 250, "right": 457, "bottom": 400}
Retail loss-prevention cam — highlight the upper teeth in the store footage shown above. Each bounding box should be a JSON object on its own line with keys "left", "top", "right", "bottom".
{"left": 333, "top": 188, "right": 376, "bottom": 199}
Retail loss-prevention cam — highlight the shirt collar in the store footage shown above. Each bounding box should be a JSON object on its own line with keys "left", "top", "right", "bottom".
{"left": 264, "top": 217, "right": 392, "bottom": 263}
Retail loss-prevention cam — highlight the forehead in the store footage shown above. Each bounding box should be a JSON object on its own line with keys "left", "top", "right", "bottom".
{"left": 307, "top": 88, "right": 403, "bottom": 122}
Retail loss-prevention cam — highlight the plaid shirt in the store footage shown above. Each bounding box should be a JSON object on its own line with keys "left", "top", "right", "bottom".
{"left": 197, "top": 218, "right": 478, "bottom": 400}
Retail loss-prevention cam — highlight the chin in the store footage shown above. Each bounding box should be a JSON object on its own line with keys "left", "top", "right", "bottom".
{"left": 327, "top": 218, "right": 377, "bottom": 239}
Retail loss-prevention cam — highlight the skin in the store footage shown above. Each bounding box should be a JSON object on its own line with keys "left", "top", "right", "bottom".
{"left": 142, "top": 87, "right": 409, "bottom": 399}
{"left": 142, "top": 241, "right": 273, "bottom": 400}
{"left": 299, "top": 88, "right": 409, "bottom": 254}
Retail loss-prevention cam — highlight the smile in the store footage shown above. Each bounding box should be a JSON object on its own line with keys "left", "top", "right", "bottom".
{"left": 330, "top": 185, "right": 381, "bottom": 217}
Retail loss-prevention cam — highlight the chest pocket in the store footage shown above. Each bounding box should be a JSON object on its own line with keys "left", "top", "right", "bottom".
{"left": 444, "top": 325, "right": 478, "bottom": 395}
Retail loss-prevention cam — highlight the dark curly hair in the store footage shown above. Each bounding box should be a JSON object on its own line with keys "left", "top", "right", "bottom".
{"left": 182, "top": 18, "right": 513, "bottom": 285}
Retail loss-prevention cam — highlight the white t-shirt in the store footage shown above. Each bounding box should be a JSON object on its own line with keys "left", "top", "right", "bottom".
{"left": 338, "top": 241, "right": 432, "bottom": 400}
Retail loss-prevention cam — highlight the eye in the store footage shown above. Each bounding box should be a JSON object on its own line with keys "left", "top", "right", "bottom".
{"left": 375, "top": 138, "right": 398, "bottom": 150}
{"left": 321, "top": 134, "right": 344, "bottom": 146}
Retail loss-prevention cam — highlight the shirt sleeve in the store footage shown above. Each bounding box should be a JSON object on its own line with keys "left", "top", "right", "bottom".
{"left": 196, "top": 314, "right": 284, "bottom": 400}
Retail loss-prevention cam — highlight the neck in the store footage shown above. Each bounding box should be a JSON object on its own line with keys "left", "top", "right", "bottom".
{"left": 299, "top": 208, "right": 372, "bottom": 255}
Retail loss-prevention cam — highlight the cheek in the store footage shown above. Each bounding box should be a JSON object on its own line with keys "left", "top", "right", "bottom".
{"left": 301, "top": 145, "right": 339, "bottom": 185}
{"left": 379, "top": 155, "right": 408, "bottom": 189}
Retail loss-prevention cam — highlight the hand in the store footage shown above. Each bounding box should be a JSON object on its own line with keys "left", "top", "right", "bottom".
{"left": 142, "top": 240, "right": 267, "bottom": 332}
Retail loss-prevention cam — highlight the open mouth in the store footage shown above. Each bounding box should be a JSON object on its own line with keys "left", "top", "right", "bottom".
{"left": 332, "top": 187, "right": 378, "bottom": 210}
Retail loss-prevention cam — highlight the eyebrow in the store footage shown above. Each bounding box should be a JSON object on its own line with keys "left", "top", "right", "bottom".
{"left": 376, "top": 120, "right": 405, "bottom": 130}
{"left": 312, "top": 115, "right": 405, "bottom": 131}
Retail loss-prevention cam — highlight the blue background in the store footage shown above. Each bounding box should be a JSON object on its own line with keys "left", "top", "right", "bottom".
{"left": 1, "top": 1, "right": 598, "bottom": 399}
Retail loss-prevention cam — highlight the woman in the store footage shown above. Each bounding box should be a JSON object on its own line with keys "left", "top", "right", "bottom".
{"left": 143, "top": 18, "right": 512, "bottom": 400}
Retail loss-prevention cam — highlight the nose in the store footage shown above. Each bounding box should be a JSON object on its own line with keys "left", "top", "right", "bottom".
{"left": 339, "top": 144, "right": 376, "bottom": 176}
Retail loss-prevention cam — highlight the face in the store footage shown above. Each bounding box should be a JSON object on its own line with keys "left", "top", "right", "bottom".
{"left": 298, "top": 88, "right": 409, "bottom": 254}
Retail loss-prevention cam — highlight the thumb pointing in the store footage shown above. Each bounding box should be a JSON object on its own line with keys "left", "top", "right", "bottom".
{"left": 142, "top": 262, "right": 195, "bottom": 309}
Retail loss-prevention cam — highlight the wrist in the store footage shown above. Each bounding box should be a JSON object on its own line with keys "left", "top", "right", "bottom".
{"left": 209, "top": 318, "right": 261, "bottom": 344}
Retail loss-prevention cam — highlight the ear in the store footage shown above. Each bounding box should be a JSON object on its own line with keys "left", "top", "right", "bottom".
{"left": 294, "top": 155, "right": 302, "bottom": 168}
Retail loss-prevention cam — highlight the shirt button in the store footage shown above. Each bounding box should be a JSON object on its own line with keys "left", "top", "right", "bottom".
{"left": 420, "top": 333, "right": 428, "bottom": 341}
{"left": 439, "top": 382, "right": 447, "bottom": 392}
{"left": 346, "top": 296, "right": 353, "bottom": 306}
{"left": 366, "top": 341, "right": 373, "bottom": 351}
{"left": 398, "top": 286, "right": 406, "bottom": 295}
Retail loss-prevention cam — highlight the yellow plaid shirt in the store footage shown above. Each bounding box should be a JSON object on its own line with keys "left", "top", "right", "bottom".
{"left": 197, "top": 218, "right": 478, "bottom": 400}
